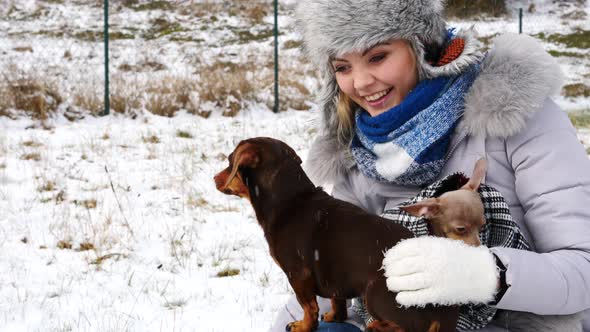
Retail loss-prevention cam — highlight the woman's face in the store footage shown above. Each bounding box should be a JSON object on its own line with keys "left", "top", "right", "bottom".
{"left": 332, "top": 39, "right": 419, "bottom": 117}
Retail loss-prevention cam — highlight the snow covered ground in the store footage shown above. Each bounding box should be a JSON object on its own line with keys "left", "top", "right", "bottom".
{"left": 0, "top": 0, "right": 589, "bottom": 331}
{"left": 0, "top": 109, "right": 316, "bottom": 331}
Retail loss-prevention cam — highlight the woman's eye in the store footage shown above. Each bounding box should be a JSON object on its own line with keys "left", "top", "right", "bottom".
{"left": 369, "top": 53, "right": 386, "bottom": 63}
{"left": 333, "top": 65, "right": 349, "bottom": 73}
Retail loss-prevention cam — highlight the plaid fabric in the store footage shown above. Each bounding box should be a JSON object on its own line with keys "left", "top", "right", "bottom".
{"left": 352, "top": 173, "right": 530, "bottom": 330}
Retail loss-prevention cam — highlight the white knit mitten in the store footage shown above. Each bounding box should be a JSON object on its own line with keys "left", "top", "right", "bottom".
{"left": 382, "top": 236, "right": 499, "bottom": 307}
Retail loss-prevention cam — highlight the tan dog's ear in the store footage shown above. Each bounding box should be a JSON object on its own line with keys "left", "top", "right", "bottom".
{"left": 399, "top": 198, "right": 441, "bottom": 219}
{"left": 462, "top": 158, "right": 487, "bottom": 191}
{"left": 224, "top": 147, "right": 259, "bottom": 188}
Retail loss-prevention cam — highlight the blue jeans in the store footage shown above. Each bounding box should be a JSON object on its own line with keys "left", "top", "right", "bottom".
{"left": 316, "top": 322, "right": 362, "bottom": 332}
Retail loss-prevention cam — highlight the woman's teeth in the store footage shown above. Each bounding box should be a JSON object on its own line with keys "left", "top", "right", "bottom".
{"left": 364, "top": 88, "right": 391, "bottom": 102}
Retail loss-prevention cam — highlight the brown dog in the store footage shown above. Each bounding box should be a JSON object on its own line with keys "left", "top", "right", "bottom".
{"left": 214, "top": 137, "right": 462, "bottom": 332}
{"left": 399, "top": 159, "right": 487, "bottom": 247}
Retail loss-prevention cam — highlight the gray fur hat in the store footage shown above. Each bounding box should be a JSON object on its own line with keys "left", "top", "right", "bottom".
{"left": 295, "top": 0, "right": 482, "bottom": 139}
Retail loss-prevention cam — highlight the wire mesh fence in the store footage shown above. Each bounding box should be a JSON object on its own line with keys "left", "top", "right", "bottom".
{"left": 0, "top": 0, "right": 587, "bottom": 120}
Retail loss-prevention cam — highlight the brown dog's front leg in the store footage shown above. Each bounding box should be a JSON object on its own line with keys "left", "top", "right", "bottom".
{"left": 365, "top": 320, "right": 404, "bottom": 332}
{"left": 322, "top": 298, "right": 347, "bottom": 323}
{"left": 286, "top": 271, "right": 320, "bottom": 332}
{"left": 426, "top": 321, "right": 440, "bottom": 332}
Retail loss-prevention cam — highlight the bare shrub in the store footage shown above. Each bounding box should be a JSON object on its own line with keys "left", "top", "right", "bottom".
{"left": 21, "top": 152, "right": 41, "bottom": 161}
{"left": 446, "top": 0, "right": 507, "bottom": 18}
{"left": 73, "top": 89, "right": 103, "bottom": 115}
{"left": 0, "top": 83, "right": 12, "bottom": 118}
{"left": 198, "top": 61, "right": 270, "bottom": 116}
{"left": 118, "top": 59, "right": 167, "bottom": 72}
{"left": 145, "top": 94, "right": 179, "bottom": 117}
{"left": 239, "top": 3, "right": 268, "bottom": 24}
{"left": 3, "top": 74, "right": 62, "bottom": 120}
{"left": 143, "top": 76, "right": 198, "bottom": 117}
{"left": 111, "top": 76, "right": 142, "bottom": 114}
{"left": 277, "top": 78, "right": 311, "bottom": 111}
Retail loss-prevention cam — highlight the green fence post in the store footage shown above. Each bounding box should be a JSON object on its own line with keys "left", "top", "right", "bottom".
{"left": 273, "top": 0, "right": 279, "bottom": 113}
{"left": 519, "top": 8, "right": 523, "bottom": 34}
{"left": 103, "top": 0, "right": 110, "bottom": 115}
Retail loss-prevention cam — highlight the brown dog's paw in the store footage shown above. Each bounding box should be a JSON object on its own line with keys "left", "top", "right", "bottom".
{"left": 285, "top": 320, "right": 315, "bottom": 332}
{"left": 321, "top": 311, "right": 346, "bottom": 323}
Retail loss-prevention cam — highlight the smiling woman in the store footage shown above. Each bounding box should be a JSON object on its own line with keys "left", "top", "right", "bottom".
{"left": 267, "top": 0, "right": 590, "bottom": 331}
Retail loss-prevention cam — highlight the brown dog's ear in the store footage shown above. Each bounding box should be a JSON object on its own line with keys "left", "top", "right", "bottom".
{"left": 224, "top": 147, "right": 259, "bottom": 188}
{"left": 462, "top": 158, "right": 487, "bottom": 192}
{"left": 399, "top": 198, "right": 441, "bottom": 219}
{"left": 282, "top": 145, "right": 302, "bottom": 165}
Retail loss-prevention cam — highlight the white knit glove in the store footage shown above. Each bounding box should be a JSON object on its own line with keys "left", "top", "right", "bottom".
{"left": 382, "top": 236, "right": 499, "bottom": 307}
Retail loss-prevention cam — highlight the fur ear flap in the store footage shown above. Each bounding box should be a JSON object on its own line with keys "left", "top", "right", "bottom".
{"left": 399, "top": 198, "right": 441, "bottom": 219}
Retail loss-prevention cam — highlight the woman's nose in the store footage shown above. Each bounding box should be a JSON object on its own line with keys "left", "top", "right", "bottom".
{"left": 353, "top": 70, "right": 375, "bottom": 92}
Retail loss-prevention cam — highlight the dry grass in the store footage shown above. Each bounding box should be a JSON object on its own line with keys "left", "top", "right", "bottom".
{"left": 216, "top": 268, "right": 240, "bottom": 278}
{"left": 21, "top": 152, "right": 41, "bottom": 161}
{"left": 111, "top": 77, "right": 142, "bottom": 114}
{"left": 176, "top": 130, "right": 193, "bottom": 139}
{"left": 74, "top": 199, "right": 97, "bottom": 209}
{"left": 0, "top": 83, "right": 13, "bottom": 118}
{"left": 198, "top": 61, "right": 270, "bottom": 116}
{"left": 73, "top": 90, "right": 103, "bottom": 115}
{"left": 38, "top": 180, "right": 56, "bottom": 192}
{"left": 90, "top": 253, "right": 125, "bottom": 266}
{"left": 22, "top": 140, "right": 43, "bottom": 148}
{"left": 187, "top": 196, "right": 208, "bottom": 209}
{"left": 77, "top": 242, "right": 95, "bottom": 251}
{"left": 0, "top": 65, "right": 310, "bottom": 118}
{"left": 445, "top": 0, "right": 507, "bottom": 18}
{"left": 142, "top": 133, "right": 160, "bottom": 144}
{"left": 57, "top": 239, "right": 73, "bottom": 250}
{"left": 563, "top": 83, "right": 590, "bottom": 98}
{"left": 181, "top": 1, "right": 269, "bottom": 25}
{"left": 13, "top": 46, "right": 33, "bottom": 53}
{"left": 1, "top": 72, "right": 62, "bottom": 120}
{"left": 118, "top": 60, "right": 166, "bottom": 72}
{"left": 569, "top": 111, "right": 590, "bottom": 129}
{"left": 236, "top": 3, "right": 269, "bottom": 24}
{"left": 145, "top": 94, "right": 179, "bottom": 117}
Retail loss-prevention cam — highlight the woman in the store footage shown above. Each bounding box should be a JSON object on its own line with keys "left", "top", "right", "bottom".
{"left": 270, "top": 0, "right": 590, "bottom": 331}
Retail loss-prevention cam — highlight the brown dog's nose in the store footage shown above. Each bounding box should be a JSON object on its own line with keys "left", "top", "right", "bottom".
{"left": 214, "top": 171, "right": 227, "bottom": 191}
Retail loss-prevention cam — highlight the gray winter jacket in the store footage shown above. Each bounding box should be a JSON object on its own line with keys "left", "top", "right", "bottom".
{"left": 297, "top": 34, "right": 590, "bottom": 331}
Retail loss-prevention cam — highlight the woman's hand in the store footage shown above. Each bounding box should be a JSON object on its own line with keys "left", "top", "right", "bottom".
{"left": 382, "top": 236, "right": 499, "bottom": 307}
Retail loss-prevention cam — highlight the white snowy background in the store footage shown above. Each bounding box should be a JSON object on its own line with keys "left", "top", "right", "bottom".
{"left": 0, "top": 0, "right": 589, "bottom": 331}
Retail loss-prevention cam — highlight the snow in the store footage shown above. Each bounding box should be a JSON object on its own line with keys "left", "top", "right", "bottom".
{"left": 1, "top": 109, "right": 315, "bottom": 331}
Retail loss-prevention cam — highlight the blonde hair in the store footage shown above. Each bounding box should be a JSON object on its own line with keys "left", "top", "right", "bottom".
{"left": 335, "top": 91, "right": 356, "bottom": 145}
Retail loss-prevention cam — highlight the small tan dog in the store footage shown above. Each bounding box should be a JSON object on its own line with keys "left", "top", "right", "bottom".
{"left": 399, "top": 159, "right": 487, "bottom": 247}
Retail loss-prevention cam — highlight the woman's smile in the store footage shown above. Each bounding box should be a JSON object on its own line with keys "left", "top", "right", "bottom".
{"left": 362, "top": 87, "right": 394, "bottom": 108}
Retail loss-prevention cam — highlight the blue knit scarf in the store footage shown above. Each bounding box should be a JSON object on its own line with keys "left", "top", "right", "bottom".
{"left": 351, "top": 63, "right": 481, "bottom": 186}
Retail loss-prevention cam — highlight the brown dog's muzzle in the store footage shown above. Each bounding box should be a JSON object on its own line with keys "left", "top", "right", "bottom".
{"left": 213, "top": 170, "right": 231, "bottom": 193}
